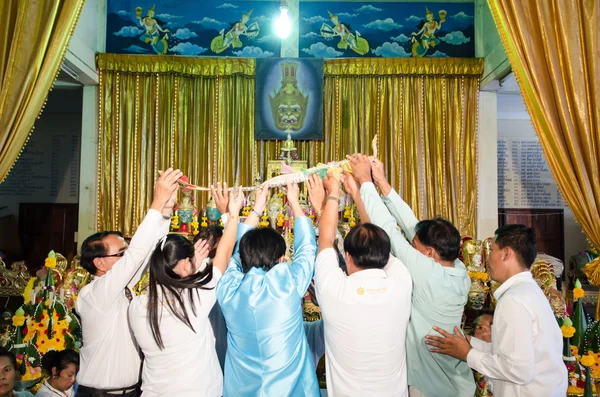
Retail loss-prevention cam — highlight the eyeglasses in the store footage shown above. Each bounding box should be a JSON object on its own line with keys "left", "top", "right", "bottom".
{"left": 101, "top": 252, "right": 126, "bottom": 258}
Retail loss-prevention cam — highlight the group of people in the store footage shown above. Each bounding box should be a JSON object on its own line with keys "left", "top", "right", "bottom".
{"left": 70, "top": 156, "right": 567, "bottom": 397}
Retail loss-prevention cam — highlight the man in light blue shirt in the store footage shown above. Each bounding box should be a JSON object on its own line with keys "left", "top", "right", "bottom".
{"left": 348, "top": 154, "right": 475, "bottom": 397}
{"left": 216, "top": 183, "right": 320, "bottom": 397}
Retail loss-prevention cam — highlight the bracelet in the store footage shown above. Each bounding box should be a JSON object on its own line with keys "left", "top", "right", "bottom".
{"left": 162, "top": 215, "right": 171, "bottom": 220}
{"left": 315, "top": 209, "right": 323, "bottom": 218}
{"left": 251, "top": 209, "right": 262, "bottom": 218}
{"left": 327, "top": 196, "right": 340, "bottom": 202}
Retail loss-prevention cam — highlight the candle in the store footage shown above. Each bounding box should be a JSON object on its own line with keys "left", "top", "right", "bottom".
{"left": 30, "top": 290, "right": 35, "bottom": 305}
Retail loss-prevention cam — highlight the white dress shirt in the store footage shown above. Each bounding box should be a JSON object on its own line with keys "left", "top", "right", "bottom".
{"left": 76, "top": 209, "right": 169, "bottom": 389}
{"left": 35, "top": 381, "right": 73, "bottom": 396}
{"left": 467, "top": 271, "right": 568, "bottom": 397}
{"left": 128, "top": 268, "right": 223, "bottom": 397}
{"left": 315, "top": 248, "right": 412, "bottom": 397}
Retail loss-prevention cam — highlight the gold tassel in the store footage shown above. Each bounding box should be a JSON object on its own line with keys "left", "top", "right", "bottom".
{"left": 583, "top": 255, "right": 600, "bottom": 320}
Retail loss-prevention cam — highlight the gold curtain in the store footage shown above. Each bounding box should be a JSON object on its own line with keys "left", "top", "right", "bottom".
{"left": 97, "top": 54, "right": 482, "bottom": 237}
{"left": 0, "top": 0, "right": 86, "bottom": 183}
{"left": 487, "top": 0, "right": 600, "bottom": 313}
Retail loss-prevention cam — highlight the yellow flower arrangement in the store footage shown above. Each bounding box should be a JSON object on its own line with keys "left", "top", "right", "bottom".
{"left": 171, "top": 215, "right": 180, "bottom": 230}
{"left": 45, "top": 258, "right": 56, "bottom": 269}
{"left": 201, "top": 216, "right": 208, "bottom": 228}
{"left": 581, "top": 354, "right": 596, "bottom": 367}
{"left": 574, "top": 288, "right": 585, "bottom": 300}
{"left": 561, "top": 325, "right": 576, "bottom": 338}
{"left": 12, "top": 314, "right": 25, "bottom": 327}
{"left": 23, "top": 277, "right": 37, "bottom": 302}
{"left": 571, "top": 345, "right": 579, "bottom": 357}
{"left": 468, "top": 271, "right": 490, "bottom": 282}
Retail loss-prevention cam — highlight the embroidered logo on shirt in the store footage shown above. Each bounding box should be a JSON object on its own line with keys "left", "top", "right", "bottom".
{"left": 357, "top": 287, "right": 364, "bottom": 296}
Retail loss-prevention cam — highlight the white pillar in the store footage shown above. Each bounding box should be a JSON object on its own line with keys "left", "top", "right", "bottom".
{"left": 77, "top": 85, "right": 99, "bottom": 249}
{"left": 476, "top": 91, "right": 498, "bottom": 239}
{"left": 281, "top": 0, "right": 299, "bottom": 57}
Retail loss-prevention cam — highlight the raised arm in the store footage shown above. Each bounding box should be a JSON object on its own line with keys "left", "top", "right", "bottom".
{"left": 210, "top": 186, "right": 243, "bottom": 275}
{"left": 340, "top": 173, "right": 370, "bottom": 224}
{"left": 244, "top": 184, "right": 269, "bottom": 229}
{"left": 288, "top": 182, "right": 317, "bottom": 296}
{"left": 89, "top": 168, "right": 181, "bottom": 307}
{"left": 370, "top": 157, "right": 418, "bottom": 241}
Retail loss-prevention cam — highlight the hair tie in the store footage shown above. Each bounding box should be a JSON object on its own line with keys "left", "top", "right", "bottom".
{"left": 159, "top": 235, "right": 168, "bottom": 251}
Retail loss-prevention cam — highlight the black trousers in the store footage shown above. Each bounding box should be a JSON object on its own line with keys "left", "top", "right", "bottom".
{"left": 77, "top": 384, "right": 140, "bottom": 397}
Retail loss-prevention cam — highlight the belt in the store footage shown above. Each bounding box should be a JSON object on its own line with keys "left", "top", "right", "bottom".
{"left": 78, "top": 383, "right": 140, "bottom": 396}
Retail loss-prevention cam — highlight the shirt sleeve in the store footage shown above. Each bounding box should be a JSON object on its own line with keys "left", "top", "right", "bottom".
{"left": 314, "top": 248, "right": 346, "bottom": 303}
{"left": 216, "top": 223, "right": 252, "bottom": 303}
{"left": 469, "top": 336, "right": 492, "bottom": 353}
{"left": 359, "top": 182, "right": 438, "bottom": 285}
{"left": 289, "top": 216, "right": 317, "bottom": 296}
{"left": 466, "top": 297, "right": 535, "bottom": 385}
{"left": 380, "top": 188, "right": 419, "bottom": 241}
{"left": 86, "top": 209, "right": 169, "bottom": 310}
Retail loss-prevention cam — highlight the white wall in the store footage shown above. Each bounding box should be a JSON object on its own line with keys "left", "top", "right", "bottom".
{"left": 477, "top": 92, "right": 498, "bottom": 239}
{"left": 497, "top": 93, "right": 590, "bottom": 262}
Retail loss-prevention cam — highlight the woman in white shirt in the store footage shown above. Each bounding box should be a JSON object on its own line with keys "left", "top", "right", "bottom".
{"left": 128, "top": 187, "right": 243, "bottom": 397}
{"left": 35, "top": 350, "right": 78, "bottom": 397}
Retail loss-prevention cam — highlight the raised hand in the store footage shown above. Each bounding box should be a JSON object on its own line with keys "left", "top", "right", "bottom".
{"left": 211, "top": 182, "right": 229, "bottom": 214}
{"left": 369, "top": 157, "right": 392, "bottom": 196}
{"left": 192, "top": 239, "right": 210, "bottom": 272}
{"left": 346, "top": 153, "right": 372, "bottom": 185}
{"left": 307, "top": 174, "right": 325, "bottom": 213}
{"left": 287, "top": 182, "right": 300, "bottom": 206}
{"left": 322, "top": 174, "right": 340, "bottom": 197}
{"left": 152, "top": 168, "right": 183, "bottom": 212}
{"left": 254, "top": 184, "right": 270, "bottom": 214}
{"left": 340, "top": 173, "right": 359, "bottom": 199}
{"left": 228, "top": 187, "right": 245, "bottom": 215}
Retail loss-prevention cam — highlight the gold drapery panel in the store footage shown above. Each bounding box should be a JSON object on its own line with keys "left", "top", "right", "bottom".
{"left": 97, "top": 54, "right": 482, "bottom": 237}
{"left": 487, "top": 0, "right": 600, "bottom": 315}
{"left": 0, "top": 0, "right": 86, "bottom": 183}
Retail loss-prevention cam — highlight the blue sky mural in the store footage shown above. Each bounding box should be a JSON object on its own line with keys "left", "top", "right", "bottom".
{"left": 106, "top": 0, "right": 281, "bottom": 57}
{"left": 299, "top": 2, "right": 475, "bottom": 58}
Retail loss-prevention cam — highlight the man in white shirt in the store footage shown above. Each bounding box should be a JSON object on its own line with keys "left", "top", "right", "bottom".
{"left": 425, "top": 224, "right": 568, "bottom": 397}
{"left": 75, "top": 168, "right": 182, "bottom": 397}
{"left": 311, "top": 174, "right": 412, "bottom": 397}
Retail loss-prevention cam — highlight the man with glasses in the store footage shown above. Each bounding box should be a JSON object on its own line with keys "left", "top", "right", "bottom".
{"left": 76, "top": 168, "right": 182, "bottom": 397}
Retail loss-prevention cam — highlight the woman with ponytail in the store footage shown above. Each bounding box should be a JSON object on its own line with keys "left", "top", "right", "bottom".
{"left": 128, "top": 186, "right": 244, "bottom": 397}
{"left": 36, "top": 350, "right": 79, "bottom": 397}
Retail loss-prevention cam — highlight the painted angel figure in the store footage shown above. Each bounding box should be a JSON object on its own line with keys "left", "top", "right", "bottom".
{"left": 320, "top": 10, "right": 369, "bottom": 55}
{"left": 410, "top": 7, "right": 446, "bottom": 57}
{"left": 210, "top": 9, "right": 260, "bottom": 54}
{"left": 135, "top": 5, "right": 170, "bottom": 55}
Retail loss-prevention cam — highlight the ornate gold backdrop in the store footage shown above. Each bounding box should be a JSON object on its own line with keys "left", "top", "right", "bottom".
{"left": 96, "top": 54, "right": 482, "bottom": 237}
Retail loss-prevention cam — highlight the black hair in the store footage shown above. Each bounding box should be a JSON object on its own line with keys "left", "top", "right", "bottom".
{"left": 42, "top": 349, "right": 79, "bottom": 374}
{"left": 494, "top": 224, "right": 537, "bottom": 269}
{"left": 193, "top": 226, "right": 224, "bottom": 259}
{"left": 414, "top": 217, "right": 461, "bottom": 261}
{"left": 148, "top": 234, "right": 214, "bottom": 349}
{"left": 239, "top": 228, "right": 286, "bottom": 273}
{"left": 80, "top": 231, "right": 124, "bottom": 275}
{"left": 471, "top": 310, "right": 495, "bottom": 336}
{"left": 343, "top": 223, "right": 390, "bottom": 270}
{"left": 0, "top": 348, "right": 16, "bottom": 368}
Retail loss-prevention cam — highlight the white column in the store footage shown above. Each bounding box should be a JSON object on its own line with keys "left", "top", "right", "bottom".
{"left": 281, "top": 0, "right": 299, "bottom": 58}
{"left": 77, "top": 86, "right": 99, "bottom": 249}
{"left": 476, "top": 91, "right": 498, "bottom": 239}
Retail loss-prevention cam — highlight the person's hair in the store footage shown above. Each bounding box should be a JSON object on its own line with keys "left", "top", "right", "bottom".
{"left": 494, "top": 224, "right": 537, "bottom": 269}
{"left": 0, "top": 348, "right": 16, "bottom": 368}
{"left": 344, "top": 223, "right": 390, "bottom": 270}
{"left": 193, "top": 226, "right": 224, "bottom": 259}
{"left": 80, "top": 231, "right": 124, "bottom": 275}
{"left": 239, "top": 228, "right": 286, "bottom": 273}
{"left": 414, "top": 217, "right": 461, "bottom": 261}
{"left": 42, "top": 349, "right": 79, "bottom": 374}
{"left": 148, "top": 234, "right": 214, "bottom": 349}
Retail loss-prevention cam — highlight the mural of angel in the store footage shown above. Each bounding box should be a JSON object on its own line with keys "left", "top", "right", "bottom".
{"left": 411, "top": 7, "right": 446, "bottom": 57}
{"left": 135, "top": 4, "right": 170, "bottom": 55}
{"left": 210, "top": 9, "right": 260, "bottom": 54}
{"left": 320, "top": 10, "right": 369, "bottom": 56}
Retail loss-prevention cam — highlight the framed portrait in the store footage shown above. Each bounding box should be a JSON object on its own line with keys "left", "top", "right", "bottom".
{"left": 255, "top": 58, "right": 324, "bottom": 141}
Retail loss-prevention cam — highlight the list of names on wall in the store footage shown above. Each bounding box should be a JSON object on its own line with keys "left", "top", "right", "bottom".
{"left": 0, "top": 114, "right": 80, "bottom": 204}
{"left": 498, "top": 138, "right": 564, "bottom": 208}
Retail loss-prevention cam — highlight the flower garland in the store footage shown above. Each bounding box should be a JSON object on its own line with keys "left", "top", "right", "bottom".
{"left": 468, "top": 271, "right": 490, "bottom": 283}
